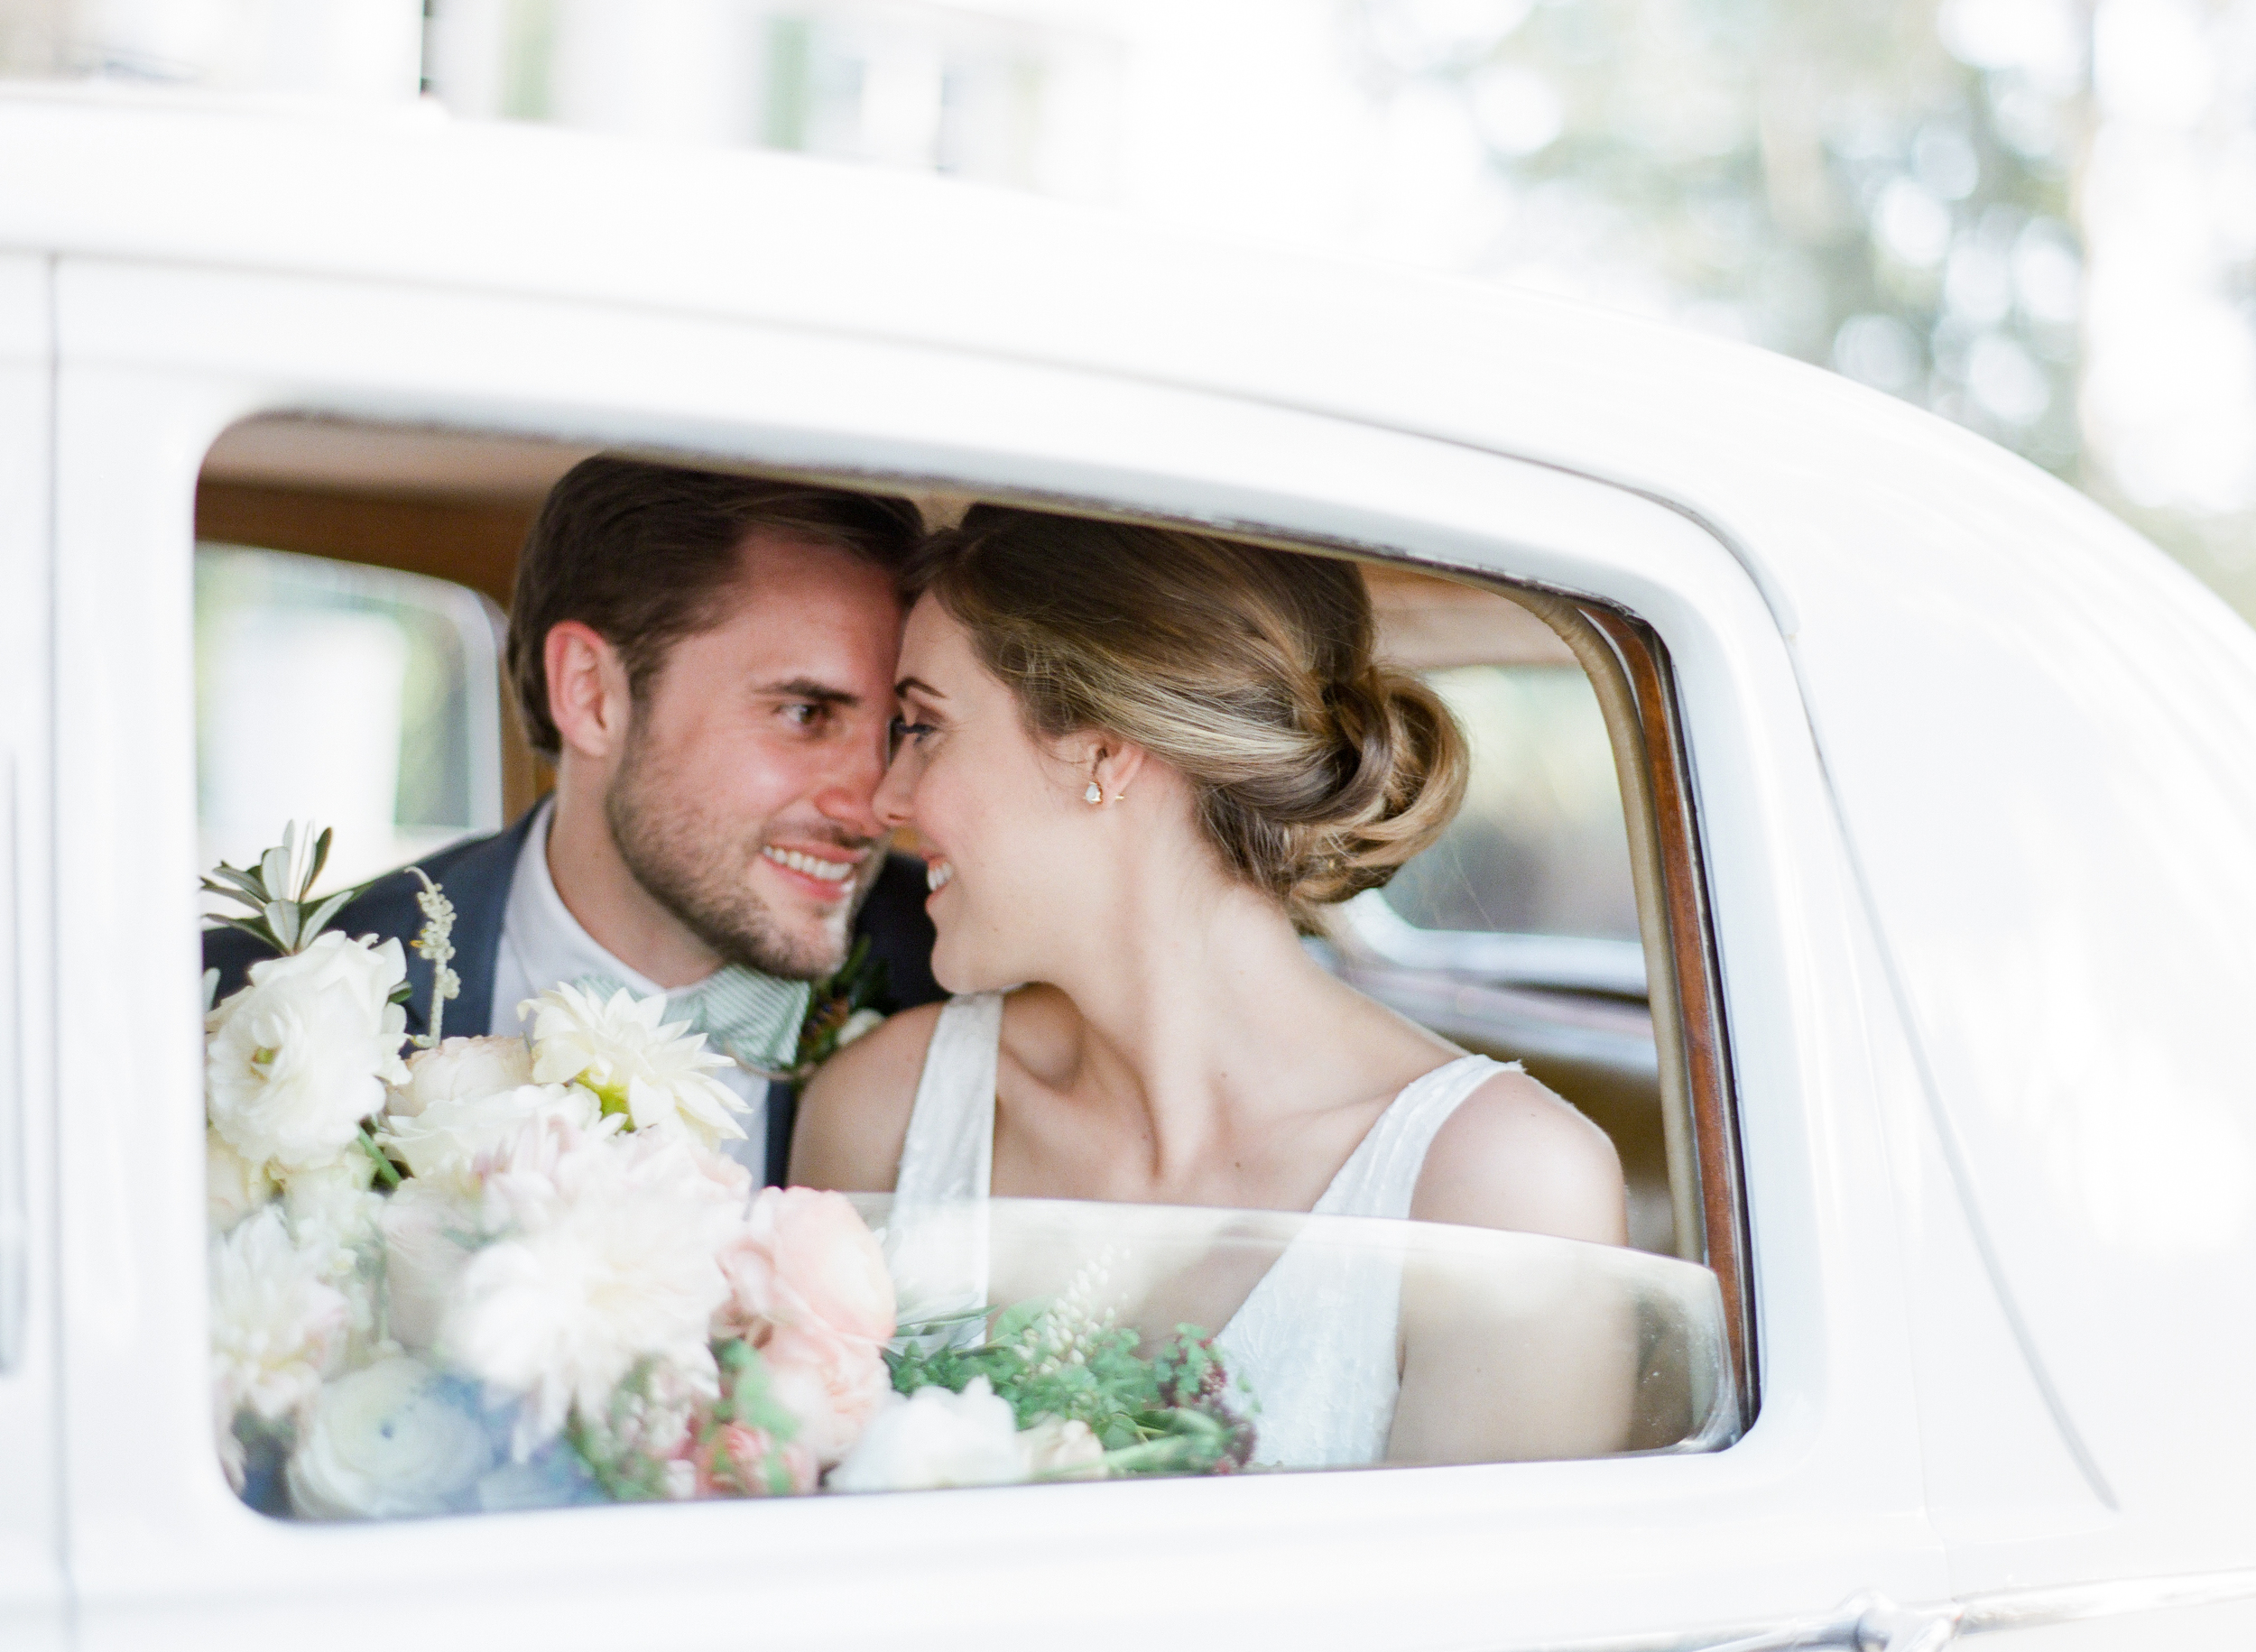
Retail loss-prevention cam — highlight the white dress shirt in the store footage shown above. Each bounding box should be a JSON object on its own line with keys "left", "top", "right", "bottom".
{"left": 490, "top": 799, "right": 770, "bottom": 1173}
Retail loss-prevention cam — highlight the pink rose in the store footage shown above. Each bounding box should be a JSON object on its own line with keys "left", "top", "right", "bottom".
{"left": 720, "top": 1187, "right": 895, "bottom": 1347}
{"left": 703, "top": 1422, "right": 818, "bottom": 1497}
{"left": 759, "top": 1324, "right": 892, "bottom": 1467}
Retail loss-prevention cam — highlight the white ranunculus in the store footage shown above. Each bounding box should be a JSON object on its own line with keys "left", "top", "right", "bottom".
{"left": 825, "top": 1379, "right": 1031, "bottom": 1492}
{"left": 524, "top": 984, "right": 748, "bottom": 1153}
{"left": 285, "top": 1355, "right": 495, "bottom": 1519}
{"left": 387, "top": 1035, "right": 535, "bottom": 1120}
{"left": 439, "top": 1114, "right": 744, "bottom": 1458}
{"left": 210, "top": 1205, "right": 350, "bottom": 1433}
{"left": 206, "top": 931, "right": 411, "bottom": 1173}
{"left": 377, "top": 1177, "right": 480, "bottom": 1353}
{"left": 377, "top": 1082, "right": 605, "bottom": 1195}
{"left": 207, "top": 1129, "right": 277, "bottom": 1233}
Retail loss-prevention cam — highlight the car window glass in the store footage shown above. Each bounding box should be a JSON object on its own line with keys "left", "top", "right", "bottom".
{"left": 195, "top": 544, "right": 505, "bottom": 891}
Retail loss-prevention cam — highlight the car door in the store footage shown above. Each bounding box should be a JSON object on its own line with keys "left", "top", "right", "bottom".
{"left": 0, "top": 249, "right": 65, "bottom": 1652}
{"left": 50, "top": 245, "right": 1952, "bottom": 1649}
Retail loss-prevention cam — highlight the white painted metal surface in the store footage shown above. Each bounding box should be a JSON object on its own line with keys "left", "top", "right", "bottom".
{"left": 4, "top": 86, "right": 2253, "bottom": 1648}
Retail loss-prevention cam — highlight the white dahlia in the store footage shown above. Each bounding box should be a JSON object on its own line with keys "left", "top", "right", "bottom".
{"left": 206, "top": 931, "right": 411, "bottom": 1173}
{"left": 210, "top": 1205, "right": 350, "bottom": 1437}
{"left": 523, "top": 984, "right": 747, "bottom": 1153}
{"left": 439, "top": 1114, "right": 746, "bottom": 1457}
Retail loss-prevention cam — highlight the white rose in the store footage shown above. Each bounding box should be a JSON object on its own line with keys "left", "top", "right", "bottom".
{"left": 826, "top": 1378, "right": 1030, "bottom": 1492}
{"left": 207, "top": 1129, "right": 277, "bottom": 1233}
{"left": 285, "top": 1356, "right": 495, "bottom": 1519}
{"left": 1016, "top": 1415, "right": 1106, "bottom": 1481}
{"left": 206, "top": 932, "right": 411, "bottom": 1173}
{"left": 387, "top": 1036, "right": 534, "bottom": 1120}
{"left": 377, "top": 1082, "right": 604, "bottom": 1194}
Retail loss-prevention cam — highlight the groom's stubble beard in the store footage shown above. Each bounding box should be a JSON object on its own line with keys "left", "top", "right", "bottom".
{"left": 603, "top": 714, "right": 875, "bottom": 982}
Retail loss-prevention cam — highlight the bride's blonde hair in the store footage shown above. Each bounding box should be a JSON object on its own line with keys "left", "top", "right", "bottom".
{"left": 909, "top": 507, "right": 1469, "bottom": 932}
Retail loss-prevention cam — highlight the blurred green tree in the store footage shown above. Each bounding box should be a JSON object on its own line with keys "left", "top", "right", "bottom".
{"left": 1352, "top": 0, "right": 2094, "bottom": 480}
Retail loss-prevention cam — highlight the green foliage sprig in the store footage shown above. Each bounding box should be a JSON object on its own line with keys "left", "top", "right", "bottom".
{"left": 888, "top": 1301, "right": 1257, "bottom": 1476}
{"left": 788, "top": 934, "right": 891, "bottom": 1080}
{"left": 200, "top": 821, "right": 360, "bottom": 958}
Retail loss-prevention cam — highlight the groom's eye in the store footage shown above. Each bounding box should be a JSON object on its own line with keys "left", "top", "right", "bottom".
{"left": 781, "top": 701, "right": 831, "bottom": 730}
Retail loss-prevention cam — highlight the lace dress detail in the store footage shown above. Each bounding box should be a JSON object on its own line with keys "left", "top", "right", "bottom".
{"left": 886, "top": 992, "right": 1514, "bottom": 1469}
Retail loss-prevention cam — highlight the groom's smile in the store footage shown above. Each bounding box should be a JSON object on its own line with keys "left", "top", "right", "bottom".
{"left": 545, "top": 525, "right": 907, "bottom": 989}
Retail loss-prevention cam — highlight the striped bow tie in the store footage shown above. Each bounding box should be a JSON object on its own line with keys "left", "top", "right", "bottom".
{"left": 572, "top": 965, "right": 813, "bottom": 1078}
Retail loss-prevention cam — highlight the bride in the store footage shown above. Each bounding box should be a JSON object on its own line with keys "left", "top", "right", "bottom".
{"left": 793, "top": 507, "right": 1631, "bottom": 1468}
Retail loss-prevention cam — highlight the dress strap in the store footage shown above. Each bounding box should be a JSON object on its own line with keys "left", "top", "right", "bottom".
{"left": 885, "top": 993, "right": 1004, "bottom": 1329}
{"left": 892, "top": 992, "right": 1004, "bottom": 1204}
{"left": 1312, "top": 1054, "right": 1514, "bottom": 1222}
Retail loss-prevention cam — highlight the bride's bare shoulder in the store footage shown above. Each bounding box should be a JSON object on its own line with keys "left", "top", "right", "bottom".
{"left": 1411, "top": 1066, "right": 1630, "bottom": 1247}
{"left": 789, "top": 1000, "right": 947, "bottom": 1192}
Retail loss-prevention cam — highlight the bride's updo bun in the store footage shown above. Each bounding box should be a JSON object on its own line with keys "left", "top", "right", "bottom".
{"left": 909, "top": 507, "right": 1469, "bottom": 931}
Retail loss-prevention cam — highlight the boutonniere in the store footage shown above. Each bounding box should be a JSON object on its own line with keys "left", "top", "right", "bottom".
{"left": 788, "top": 936, "right": 890, "bottom": 1083}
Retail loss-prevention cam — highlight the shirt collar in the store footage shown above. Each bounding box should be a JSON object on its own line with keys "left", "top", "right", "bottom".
{"left": 503, "top": 798, "right": 699, "bottom": 1008}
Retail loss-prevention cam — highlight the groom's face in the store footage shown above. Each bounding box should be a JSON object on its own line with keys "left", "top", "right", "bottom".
{"left": 604, "top": 531, "right": 904, "bottom": 980}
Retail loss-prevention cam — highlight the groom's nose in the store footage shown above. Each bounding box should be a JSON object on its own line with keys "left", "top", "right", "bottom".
{"left": 808, "top": 710, "right": 891, "bottom": 840}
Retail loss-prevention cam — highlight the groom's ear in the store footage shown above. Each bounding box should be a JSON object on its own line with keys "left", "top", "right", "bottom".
{"left": 545, "top": 621, "right": 633, "bottom": 761}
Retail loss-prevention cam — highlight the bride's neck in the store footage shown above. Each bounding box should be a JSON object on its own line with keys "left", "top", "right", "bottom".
{"left": 1039, "top": 867, "right": 1354, "bottom": 1179}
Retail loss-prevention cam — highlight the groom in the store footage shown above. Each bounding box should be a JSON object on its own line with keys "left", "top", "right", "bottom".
{"left": 201, "top": 455, "right": 942, "bottom": 1183}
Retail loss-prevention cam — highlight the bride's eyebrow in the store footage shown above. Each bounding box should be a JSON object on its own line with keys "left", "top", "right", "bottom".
{"left": 894, "top": 676, "right": 947, "bottom": 702}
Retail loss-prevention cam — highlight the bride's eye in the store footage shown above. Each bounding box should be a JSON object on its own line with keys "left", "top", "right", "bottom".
{"left": 889, "top": 716, "right": 938, "bottom": 756}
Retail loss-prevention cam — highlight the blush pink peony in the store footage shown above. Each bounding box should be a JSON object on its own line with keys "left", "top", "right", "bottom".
{"left": 757, "top": 1324, "right": 892, "bottom": 1467}
{"left": 720, "top": 1186, "right": 895, "bottom": 1349}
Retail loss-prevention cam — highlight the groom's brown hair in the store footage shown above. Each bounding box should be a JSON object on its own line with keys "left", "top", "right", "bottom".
{"left": 506, "top": 455, "right": 920, "bottom": 756}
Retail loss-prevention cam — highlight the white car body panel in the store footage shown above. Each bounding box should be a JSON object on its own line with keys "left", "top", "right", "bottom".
{"left": 3, "top": 88, "right": 2253, "bottom": 1648}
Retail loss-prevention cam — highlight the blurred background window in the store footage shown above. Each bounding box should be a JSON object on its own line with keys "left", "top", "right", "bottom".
{"left": 195, "top": 545, "right": 505, "bottom": 891}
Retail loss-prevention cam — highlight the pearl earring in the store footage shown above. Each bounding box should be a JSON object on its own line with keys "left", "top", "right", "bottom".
{"left": 1085, "top": 780, "right": 1103, "bottom": 805}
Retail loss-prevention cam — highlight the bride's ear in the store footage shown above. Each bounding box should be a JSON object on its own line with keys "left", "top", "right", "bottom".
{"left": 1074, "top": 737, "right": 1150, "bottom": 807}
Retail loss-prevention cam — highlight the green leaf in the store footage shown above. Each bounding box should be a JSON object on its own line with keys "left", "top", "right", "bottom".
{"left": 303, "top": 826, "right": 333, "bottom": 899}
{"left": 203, "top": 865, "right": 266, "bottom": 901}
{"left": 264, "top": 900, "right": 300, "bottom": 952}
{"left": 302, "top": 889, "right": 353, "bottom": 941}
{"left": 260, "top": 845, "right": 291, "bottom": 894}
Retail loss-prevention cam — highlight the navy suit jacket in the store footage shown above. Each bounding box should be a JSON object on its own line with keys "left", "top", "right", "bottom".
{"left": 200, "top": 808, "right": 943, "bottom": 1184}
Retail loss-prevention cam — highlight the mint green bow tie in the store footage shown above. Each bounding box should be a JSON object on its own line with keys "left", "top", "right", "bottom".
{"left": 573, "top": 966, "right": 813, "bottom": 1078}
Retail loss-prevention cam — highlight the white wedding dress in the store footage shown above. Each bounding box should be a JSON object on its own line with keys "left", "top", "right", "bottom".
{"left": 887, "top": 992, "right": 1513, "bottom": 1469}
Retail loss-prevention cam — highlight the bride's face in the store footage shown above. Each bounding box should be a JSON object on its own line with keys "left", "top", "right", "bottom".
{"left": 874, "top": 594, "right": 1105, "bottom": 993}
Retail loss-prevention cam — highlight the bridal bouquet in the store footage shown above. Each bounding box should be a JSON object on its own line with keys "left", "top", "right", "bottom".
{"left": 204, "top": 826, "right": 1256, "bottom": 1518}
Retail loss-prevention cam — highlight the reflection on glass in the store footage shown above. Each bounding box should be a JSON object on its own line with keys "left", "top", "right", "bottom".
{"left": 227, "top": 1192, "right": 1734, "bottom": 1520}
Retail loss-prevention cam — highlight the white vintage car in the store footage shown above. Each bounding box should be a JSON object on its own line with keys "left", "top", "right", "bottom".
{"left": 3, "top": 83, "right": 2254, "bottom": 1651}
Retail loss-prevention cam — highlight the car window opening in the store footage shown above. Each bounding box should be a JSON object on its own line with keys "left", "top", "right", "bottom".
{"left": 195, "top": 414, "right": 1751, "bottom": 1520}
